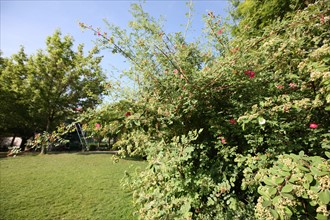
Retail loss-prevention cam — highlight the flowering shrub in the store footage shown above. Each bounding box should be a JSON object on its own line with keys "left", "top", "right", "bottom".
{"left": 27, "top": 129, "right": 69, "bottom": 153}
{"left": 244, "top": 70, "right": 256, "bottom": 78}
{"left": 80, "top": 0, "right": 329, "bottom": 219}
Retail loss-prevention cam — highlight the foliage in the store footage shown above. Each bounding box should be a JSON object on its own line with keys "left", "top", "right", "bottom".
{"left": 77, "top": 100, "right": 135, "bottom": 151}
{"left": 7, "top": 146, "right": 21, "bottom": 157}
{"left": 230, "top": 0, "right": 317, "bottom": 36}
{"left": 81, "top": 0, "right": 329, "bottom": 219}
{"left": 0, "top": 50, "right": 35, "bottom": 137}
{"left": 26, "top": 127, "right": 69, "bottom": 153}
{"left": 254, "top": 152, "right": 330, "bottom": 219}
{"left": 0, "top": 30, "right": 108, "bottom": 151}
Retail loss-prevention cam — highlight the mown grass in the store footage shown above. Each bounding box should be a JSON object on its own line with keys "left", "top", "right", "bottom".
{"left": 0, "top": 153, "right": 145, "bottom": 220}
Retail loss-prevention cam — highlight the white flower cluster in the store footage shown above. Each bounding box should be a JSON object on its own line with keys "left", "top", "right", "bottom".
{"left": 255, "top": 197, "right": 274, "bottom": 220}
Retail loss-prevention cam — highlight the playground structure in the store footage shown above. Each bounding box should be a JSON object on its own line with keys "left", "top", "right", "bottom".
{"left": 75, "top": 123, "right": 89, "bottom": 151}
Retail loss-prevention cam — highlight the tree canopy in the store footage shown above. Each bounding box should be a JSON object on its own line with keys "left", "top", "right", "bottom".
{"left": 231, "top": 0, "right": 318, "bottom": 36}
{"left": 0, "top": 30, "right": 108, "bottom": 146}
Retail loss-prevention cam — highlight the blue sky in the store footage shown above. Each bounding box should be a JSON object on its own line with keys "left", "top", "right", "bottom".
{"left": 1, "top": 0, "right": 230, "bottom": 84}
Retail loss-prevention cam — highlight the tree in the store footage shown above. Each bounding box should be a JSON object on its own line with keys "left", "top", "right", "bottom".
{"left": 0, "top": 49, "right": 34, "bottom": 140}
{"left": 0, "top": 30, "right": 108, "bottom": 154}
{"left": 230, "top": 0, "right": 317, "bottom": 36}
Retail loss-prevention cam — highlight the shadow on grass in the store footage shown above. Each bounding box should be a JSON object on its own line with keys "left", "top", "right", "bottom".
{"left": 75, "top": 150, "right": 119, "bottom": 156}
{"left": 0, "top": 151, "right": 40, "bottom": 159}
{"left": 1, "top": 151, "right": 146, "bottom": 162}
{"left": 122, "top": 156, "right": 146, "bottom": 161}
{"left": 0, "top": 151, "right": 115, "bottom": 159}
{"left": 76, "top": 151, "right": 146, "bottom": 161}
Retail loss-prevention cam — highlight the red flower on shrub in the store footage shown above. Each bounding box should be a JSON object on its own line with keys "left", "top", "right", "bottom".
{"left": 309, "top": 123, "right": 318, "bottom": 129}
{"left": 244, "top": 70, "right": 255, "bottom": 78}
{"left": 97, "top": 31, "right": 101, "bottom": 36}
{"left": 125, "top": 112, "right": 132, "bottom": 117}
{"left": 229, "top": 118, "right": 237, "bottom": 124}
{"left": 173, "top": 69, "right": 178, "bottom": 74}
{"left": 276, "top": 85, "right": 284, "bottom": 89}
{"left": 217, "top": 29, "right": 223, "bottom": 35}
{"left": 221, "top": 138, "right": 227, "bottom": 144}
{"left": 320, "top": 15, "right": 325, "bottom": 24}
{"left": 95, "top": 123, "right": 101, "bottom": 129}
{"left": 289, "top": 82, "right": 297, "bottom": 89}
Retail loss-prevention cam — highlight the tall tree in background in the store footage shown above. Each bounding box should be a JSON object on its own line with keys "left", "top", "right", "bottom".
{"left": 230, "top": 0, "right": 317, "bottom": 36}
{"left": 0, "top": 30, "right": 108, "bottom": 153}
{"left": 0, "top": 49, "right": 33, "bottom": 140}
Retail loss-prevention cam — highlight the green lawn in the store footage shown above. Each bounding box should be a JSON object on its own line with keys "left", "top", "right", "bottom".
{"left": 0, "top": 153, "right": 145, "bottom": 220}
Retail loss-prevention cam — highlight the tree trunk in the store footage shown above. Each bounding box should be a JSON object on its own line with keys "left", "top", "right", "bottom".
{"left": 40, "top": 145, "right": 46, "bottom": 154}
{"left": 40, "top": 116, "right": 51, "bottom": 155}
{"left": 20, "top": 136, "right": 28, "bottom": 151}
{"left": 10, "top": 135, "right": 16, "bottom": 147}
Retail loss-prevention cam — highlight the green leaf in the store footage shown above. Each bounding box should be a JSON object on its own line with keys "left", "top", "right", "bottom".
{"left": 310, "top": 166, "right": 328, "bottom": 176}
{"left": 270, "top": 209, "right": 279, "bottom": 219}
{"left": 311, "top": 186, "right": 320, "bottom": 193}
{"left": 309, "top": 200, "right": 317, "bottom": 206}
{"left": 133, "top": 120, "right": 141, "bottom": 126}
{"left": 289, "top": 175, "right": 299, "bottom": 183}
{"left": 269, "top": 187, "right": 277, "bottom": 196}
{"left": 262, "top": 199, "right": 272, "bottom": 207}
{"left": 281, "top": 184, "right": 293, "bottom": 193}
{"left": 297, "top": 165, "right": 310, "bottom": 172}
{"left": 275, "top": 177, "right": 284, "bottom": 185}
{"left": 264, "top": 177, "right": 276, "bottom": 186}
{"left": 228, "top": 198, "right": 238, "bottom": 211}
{"left": 284, "top": 207, "right": 293, "bottom": 217}
{"left": 241, "top": 182, "right": 247, "bottom": 191}
{"left": 281, "top": 193, "right": 294, "bottom": 200}
{"left": 258, "top": 186, "right": 270, "bottom": 199}
{"left": 319, "top": 190, "right": 330, "bottom": 204}
{"left": 281, "top": 166, "right": 291, "bottom": 172}
{"left": 272, "top": 196, "right": 281, "bottom": 204}
{"left": 325, "top": 151, "right": 330, "bottom": 159}
{"left": 180, "top": 202, "right": 191, "bottom": 214}
{"left": 207, "top": 197, "right": 215, "bottom": 206}
{"left": 241, "top": 182, "right": 247, "bottom": 190}
{"left": 316, "top": 213, "right": 328, "bottom": 220}
{"left": 303, "top": 182, "right": 310, "bottom": 190}
{"left": 305, "top": 174, "right": 313, "bottom": 183}
{"left": 301, "top": 192, "right": 308, "bottom": 199}
{"left": 288, "top": 74, "right": 299, "bottom": 79}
